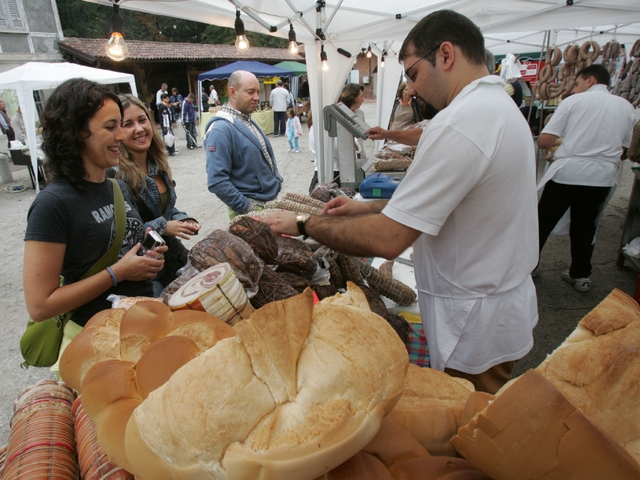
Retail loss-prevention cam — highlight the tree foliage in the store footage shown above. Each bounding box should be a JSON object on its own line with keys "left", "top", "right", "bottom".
{"left": 56, "top": 0, "right": 287, "bottom": 47}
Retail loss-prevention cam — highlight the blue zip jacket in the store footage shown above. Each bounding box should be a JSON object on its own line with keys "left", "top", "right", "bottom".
{"left": 205, "top": 112, "right": 283, "bottom": 213}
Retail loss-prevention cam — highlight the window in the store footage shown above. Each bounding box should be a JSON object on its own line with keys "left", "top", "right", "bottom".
{"left": 0, "top": 0, "right": 25, "bottom": 31}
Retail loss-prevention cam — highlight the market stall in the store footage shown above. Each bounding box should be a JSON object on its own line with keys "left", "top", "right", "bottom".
{"left": 4, "top": 198, "right": 640, "bottom": 478}
{"left": 196, "top": 60, "right": 294, "bottom": 129}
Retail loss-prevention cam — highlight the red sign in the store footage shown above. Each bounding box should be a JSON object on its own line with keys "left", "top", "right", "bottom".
{"left": 520, "top": 60, "right": 545, "bottom": 83}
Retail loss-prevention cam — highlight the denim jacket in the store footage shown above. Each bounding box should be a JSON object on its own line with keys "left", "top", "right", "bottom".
{"left": 140, "top": 160, "right": 191, "bottom": 234}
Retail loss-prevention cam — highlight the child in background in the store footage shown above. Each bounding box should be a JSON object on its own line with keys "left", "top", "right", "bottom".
{"left": 286, "top": 108, "right": 302, "bottom": 153}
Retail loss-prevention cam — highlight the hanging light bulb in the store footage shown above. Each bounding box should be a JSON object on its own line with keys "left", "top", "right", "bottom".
{"left": 366, "top": 45, "right": 372, "bottom": 58}
{"left": 288, "top": 24, "right": 299, "bottom": 55}
{"left": 321, "top": 46, "right": 328, "bottom": 71}
{"left": 381, "top": 55, "right": 385, "bottom": 67}
{"left": 105, "top": 2, "right": 128, "bottom": 61}
{"left": 234, "top": 10, "right": 250, "bottom": 51}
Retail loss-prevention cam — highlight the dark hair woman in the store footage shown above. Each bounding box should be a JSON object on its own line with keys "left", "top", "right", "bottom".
{"left": 116, "top": 94, "right": 200, "bottom": 294}
{"left": 23, "top": 78, "right": 166, "bottom": 372}
{"left": 338, "top": 83, "right": 365, "bottom": 110}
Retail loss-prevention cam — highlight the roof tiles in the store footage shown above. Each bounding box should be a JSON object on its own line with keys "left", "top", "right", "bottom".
{"left": 58, "top": 37, "right": 305, "bottom": 62}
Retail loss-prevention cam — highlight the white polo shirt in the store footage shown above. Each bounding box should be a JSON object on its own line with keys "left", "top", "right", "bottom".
{"left": 542, "top": 84, "right": 636, "bottom": 187}
{"left": 383, "top": 75, "right": 539, "bottom": 374}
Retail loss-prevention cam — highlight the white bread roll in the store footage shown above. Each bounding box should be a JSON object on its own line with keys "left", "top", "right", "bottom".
{"left": 451, "top": 369, "right": 640, "bottom": 479}
{"left": 126, "top": 336, "right": 276, "bottom": 478}
{"left": 386, "top": 364, "right": 474, "bottom": 456}
{"left": 536, "top": 288, "right": 640, "bottom": 463}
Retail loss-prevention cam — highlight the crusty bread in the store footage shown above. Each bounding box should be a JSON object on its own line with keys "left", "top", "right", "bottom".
{"left": 389, "top": 456, "right": 492, "bottom": 480}
{"left": 451, "top": 369, "right": 640, "bottom": 479}
{"left": 386, "top": 364, "right": 474, "bottom": 456}
{"left": 536, "top": 288, "right": 640, "bottom": 463}
{"left": 61, "top": 285, "right": 408, "bottom": 480}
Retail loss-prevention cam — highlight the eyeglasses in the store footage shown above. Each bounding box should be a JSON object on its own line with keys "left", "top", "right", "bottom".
{"left": 404, "top": 43, "right": 441, "bottom": 85}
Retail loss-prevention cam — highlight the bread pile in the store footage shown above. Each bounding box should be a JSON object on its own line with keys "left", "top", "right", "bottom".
{"left": 59, "top": 283, "right": 408, "bottom": 480}
{"left": 451, "top": 289, "right": 640, "bottom": 478}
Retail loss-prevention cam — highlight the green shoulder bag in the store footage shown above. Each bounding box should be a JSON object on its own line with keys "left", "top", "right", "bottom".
{"left": 20, "top": 179, "right": 125, "bottom": 368}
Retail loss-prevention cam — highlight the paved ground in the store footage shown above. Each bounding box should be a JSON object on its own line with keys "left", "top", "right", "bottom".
{"left": 0, "top": 101, "right": 636, "bottom": 445}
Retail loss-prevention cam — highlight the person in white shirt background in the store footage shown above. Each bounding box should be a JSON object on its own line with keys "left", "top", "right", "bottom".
{"left": 537, "top": 64, "right": 636, "bottom": 293}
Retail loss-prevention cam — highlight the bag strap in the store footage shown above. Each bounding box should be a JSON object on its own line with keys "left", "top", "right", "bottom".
{"left": 83, "top": 179, "right": 126, "bottom": 279}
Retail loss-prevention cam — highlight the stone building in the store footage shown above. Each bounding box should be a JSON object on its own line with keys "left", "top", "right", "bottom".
{"left": 0, "top": 0, "right": 64, "bottom": 73}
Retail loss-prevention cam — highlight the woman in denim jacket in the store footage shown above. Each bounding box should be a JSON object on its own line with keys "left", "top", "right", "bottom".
{"left": 116, "top": 95, "right": 200, "bottom": 294}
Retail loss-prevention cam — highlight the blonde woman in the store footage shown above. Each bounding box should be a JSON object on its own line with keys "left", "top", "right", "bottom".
{"left": 116, "top": 94, "right": 200, "bottom": 294}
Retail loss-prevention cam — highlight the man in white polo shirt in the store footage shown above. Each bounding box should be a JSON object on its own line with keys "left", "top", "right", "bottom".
{"left": 537, "top": 64, "right": 635, "bottom": 293}
{"left": 259, "top": 10, "right": 539, "bottom": 394}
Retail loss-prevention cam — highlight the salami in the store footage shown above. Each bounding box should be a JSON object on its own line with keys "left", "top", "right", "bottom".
{"left": 167, "top": 263, "right": 253, "bottom": 325}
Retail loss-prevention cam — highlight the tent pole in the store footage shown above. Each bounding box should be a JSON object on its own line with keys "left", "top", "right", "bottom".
{"left": 535, "top": 30, "right": 551, "bottom": 179}
{"left": 527, "top": 30, "right": 546, "bottom": 129}
{"left": 316, "top": 40, "right": 326, "bottom": 185}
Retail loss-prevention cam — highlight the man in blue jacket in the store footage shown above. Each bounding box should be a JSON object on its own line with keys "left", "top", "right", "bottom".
{"left": 204, "top": 70, "right": 283, "bottom": 219}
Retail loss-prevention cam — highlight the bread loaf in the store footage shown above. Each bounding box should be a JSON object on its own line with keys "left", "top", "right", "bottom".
{"left": 536, "top": 288, "right": 640, "bottom": 463}
{"left": 60, "top": 284, "right": 408, "bottom": 480}
{"left": 451, "top": 369, "right": 640, "bottom": 479}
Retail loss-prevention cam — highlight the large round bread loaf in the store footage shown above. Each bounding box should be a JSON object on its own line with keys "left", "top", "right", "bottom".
{"left": 60, "top": 284, "right": 408, "bottom": 480}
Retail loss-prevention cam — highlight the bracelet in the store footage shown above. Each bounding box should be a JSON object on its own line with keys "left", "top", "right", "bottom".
{"left": 105, "top": 266, "right": 118, "bottom": 287}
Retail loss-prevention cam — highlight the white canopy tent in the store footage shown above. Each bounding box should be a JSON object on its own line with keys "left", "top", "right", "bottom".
{"left": 85, "top": 0, "right": 640, "bottom": 182}
{"left": 0, "top": 62, "right": 137, "bottom": 191}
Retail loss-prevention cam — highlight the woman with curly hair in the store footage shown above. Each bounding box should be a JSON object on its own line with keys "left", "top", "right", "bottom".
{"left": 23, "top": 79, "right": 165, "bottom": 365}
{"left": 116, "top": 94, "right": 200, "bottom": 293}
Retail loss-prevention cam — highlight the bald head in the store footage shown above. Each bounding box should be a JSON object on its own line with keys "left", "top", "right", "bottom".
{"left": 229, "top": 70, "right": 258, "bottom": 89}
{"left": 228, "top": 70, "right": 261, "bottom": 115}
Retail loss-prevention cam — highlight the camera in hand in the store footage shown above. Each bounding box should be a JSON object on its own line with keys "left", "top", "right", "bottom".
{"left": 140, "top": 230, "right": 166, "bottom": 256}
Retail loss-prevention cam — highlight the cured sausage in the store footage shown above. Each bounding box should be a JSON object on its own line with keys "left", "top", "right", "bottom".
{"left": 539, "top": 64, "right": 554, "bottom": 83}
{"left": 579, "top": 41, "right": 600, "bottom": 62}
{"left": 563, "top": 44, "right": 578, "bottom": 65}
{"left": 546, "top": 46, "right": 562, "bottom": 67}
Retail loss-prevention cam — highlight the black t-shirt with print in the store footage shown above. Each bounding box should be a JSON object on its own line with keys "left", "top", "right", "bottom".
{"left": 25, "top": 178, "right": 153, "bottom": 326}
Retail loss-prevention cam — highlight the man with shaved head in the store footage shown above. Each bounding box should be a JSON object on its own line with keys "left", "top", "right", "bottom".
{"left": 204, "top": 70, "right": 283, "bottom": 219}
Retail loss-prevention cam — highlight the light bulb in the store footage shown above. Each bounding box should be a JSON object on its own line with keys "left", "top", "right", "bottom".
{"left": 366, "top": 46, "right": 372, "bottom": 58}
{"left": 288, "top": 24, "right": 298, "bottom": 54}
{"left": 235, "top": 35, "right": 249, "bottom": 51}
{"left": 105, "top": 33, "right": 128, "bottom": 61}
{"left": 321, "top": 47, "right": 328, "bottom": 71}
{"left": 381, "top": 56, "right": 385, "bottom": 67}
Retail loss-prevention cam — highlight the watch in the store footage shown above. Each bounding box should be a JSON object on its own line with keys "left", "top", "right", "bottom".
{"left": 296, "top": 213, "right": 311, "bottom": 238}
